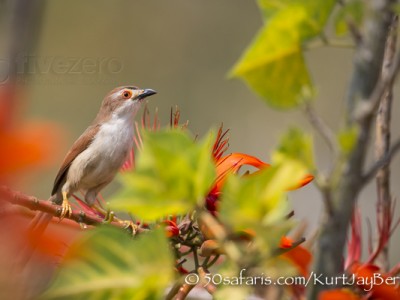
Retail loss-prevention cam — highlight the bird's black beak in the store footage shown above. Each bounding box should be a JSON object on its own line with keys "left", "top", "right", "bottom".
{"left": 138, "top": 88, "right": 157, "bottom": 100}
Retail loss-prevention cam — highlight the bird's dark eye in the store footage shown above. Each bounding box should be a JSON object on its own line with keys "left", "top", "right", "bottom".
{"left": 122, "top": 90, "right": 132, "bottom": 99}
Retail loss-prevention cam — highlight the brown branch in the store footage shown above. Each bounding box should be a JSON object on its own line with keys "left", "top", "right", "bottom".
{"left": 198, "top": 267, "right": 217, "bottom": 295}
{"left": 311, "top": 1, "right": 397, "bottom": 297}
{"left": 373, "top": 16, "right": 398, "bottom": 271}
{"left": 347, "top": 19, "right": 363, "bottom": 45}
{"left": 172, "top": 283, "right": 195, "bottom": 300}
{"left": 0, "top": 186, "right": 144, "bottom": 233}
{"left": 165, "top": 281, "right": 186, "bottom": 300}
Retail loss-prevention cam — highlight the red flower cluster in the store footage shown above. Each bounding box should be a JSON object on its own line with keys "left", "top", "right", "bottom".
{"left": 207, "top": 126, "right": 314, "bottom": 216}
{"left": 321, "top": 205, "right": 400, "bottom": 299}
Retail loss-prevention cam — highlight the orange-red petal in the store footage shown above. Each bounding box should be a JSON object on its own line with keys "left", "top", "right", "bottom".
{"left": 287, "top": 174, "right": 314, "bottom": 190}
{"left": 280, "top": 237, "right": 312, "bottom": 277}
{"left": 318, "top": 289, "right": 361, "bottom": 300}
{"left": 214, "top": 153, "right": 313, "bottom": 193}
{"left": 280, "top": 236, "right": 293, "bottom": 249}
{"left": 350, "top": 262, "right": 400, "bottom": 299}
{"left": 215, "top": 153, "right": 270, "bottom": 191}
{"left": 0, "top": 123, "right": 62, "bottom": 178}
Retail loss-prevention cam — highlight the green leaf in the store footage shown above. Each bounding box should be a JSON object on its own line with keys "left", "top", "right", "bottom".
{"left": 334, "top": 0, "right": 364, "bottom": 36}
{"left": 41, "top": 228, "right": 174, "bottom": 300}
{"left": 257, "top": 0, "right": 336, "bottom": 35}
{"left": 256, "top": 0, "right": 290, "bottom": 20}
{"left": 214, "top": 286, "right": 251, "bottom": 300}
{"left": 220, "top": 160, "right": 306, "bottom": 233}
{"left": 219, "top": 159, "right": 306, "bottom": 260}
{"left": 274, "top": 127, "right": 315, "bottom": 169}
{"left": 231, "top": 0, "right": 336, "bottom": 109}
{"left": 110, "top": 129, "right": 216, "bottom": 221}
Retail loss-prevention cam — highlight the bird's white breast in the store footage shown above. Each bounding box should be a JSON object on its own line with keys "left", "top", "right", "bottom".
{"left": 68, "top": 110, "right": 135, "bottom": 191}
{"left": 93, "top": 113, "right": 134, "bottom": 163}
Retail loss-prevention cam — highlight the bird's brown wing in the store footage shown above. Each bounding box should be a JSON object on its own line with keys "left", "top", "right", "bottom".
{"left": 51, "top": 124, "right": 100, "bottom": 195}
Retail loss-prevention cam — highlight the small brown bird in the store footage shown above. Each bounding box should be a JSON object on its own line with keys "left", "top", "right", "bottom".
{"left": 30, "top": 86, "right": 156, "bottom": 235}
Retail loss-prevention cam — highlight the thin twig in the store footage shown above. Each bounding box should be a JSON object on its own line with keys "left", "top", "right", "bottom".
{"left": 303, "top": 103, "right": 337, "bottom": 214}
{"left": 273, "top": 237, "right": 306, "bottom": 256}
{"left": 363, "top": 138, "right": 400, "bottom": 183}
{"left": 304, "top": 103, "right": 339, "bottom": 160}
{"left": 206, "top": 255, "right": 220, "bottom": 269}
{"left": 192, "top": 247, "right": 200, "bottom": 270}
{"left": 355, "top": 49, "right": 400, "bottom": 122}
{"left": 176, "top": 259, "right": 187, "bottom": 268}
{"left": 305, "top": 39, "right": 354, "bottom": 50}
{"left": 347, "top": 19, "right": 363, "bottom": 45}
{"left": 198, "top": 267, "right": 217, "bottom": 295}
{"left": 173, "top": 283, "right": 195, "bottom": 300}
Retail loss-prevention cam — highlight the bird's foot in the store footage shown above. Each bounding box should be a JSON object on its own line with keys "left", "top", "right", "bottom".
{"left": 59, "top": 191, "right": 72, "bottom": 221}
{"left": 119, "top": 220, "right": 138, "bottom": 235}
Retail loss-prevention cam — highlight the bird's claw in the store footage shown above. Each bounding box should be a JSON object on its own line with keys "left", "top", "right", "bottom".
{"left": 59, "top": 200, "right": 72, "bottom": 221}
{"left": 102, "top": 210, "right": 115, "bottom": 224}
{"left": 120, "top": 220, "right": 138, "bottom": 235}
{"left": 59, "top": 191, "right": 72, "bottom": 221}
{"left": 91, "top": 204, "right": 115, "bottom": 224}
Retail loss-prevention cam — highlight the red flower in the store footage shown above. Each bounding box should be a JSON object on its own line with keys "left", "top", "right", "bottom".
{"left": 349, "top": 262, "right": 400, "bottom": 299}
{"left": 163, "top": 219, "right": 180, "bottom": 238}
{"left": 206, "top": 126, "right": 314, "bottom": 215}
{"left": 342, "top": 203, "right": 400, "bottom": 299}
{"left": 0, "top": 85, "right": 62, "bottom": 181}
{"left": 318, "top": 289, "right": 361, "bottom": 300}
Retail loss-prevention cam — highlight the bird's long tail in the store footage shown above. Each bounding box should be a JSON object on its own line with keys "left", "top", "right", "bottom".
{"left": 19, "top": 196, "right": 56, "bottom": 265}
{"left": 29, "top": 211, "right": 54, "bottom": 239}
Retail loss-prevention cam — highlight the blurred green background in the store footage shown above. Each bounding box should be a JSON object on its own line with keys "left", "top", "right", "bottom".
{"left": 5, "top": 0, "right": 400, "bottom": 263}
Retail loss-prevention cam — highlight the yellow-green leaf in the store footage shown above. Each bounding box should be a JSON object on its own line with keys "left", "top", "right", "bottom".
{"left": 220, "top": 160, "right": 306, "bottom": 232}
{"left": 41, "top": 228, "right": 174, "bottom": 300}
{"left": 110, "top": 129, "right": 216, "bottom": 221}
{"left": 274, "top": 127, "right": 315, "bottom": 169}
{"left": 214, "top": 286, "right": 251, "bottom": 300}
{"left": 231, "top": 0, "right": 336, "bottom": 109}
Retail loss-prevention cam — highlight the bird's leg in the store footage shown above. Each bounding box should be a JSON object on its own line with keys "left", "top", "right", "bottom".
{"left": 60, "top": 191, "right": 72, "bottom": 220}
{"left": 92, "top": 204, "right": 136, "bottom": 234}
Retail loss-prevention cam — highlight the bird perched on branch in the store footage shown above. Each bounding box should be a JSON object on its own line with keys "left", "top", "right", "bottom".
{"left": 29, "top": 86, "right": 157, "bottom": 237}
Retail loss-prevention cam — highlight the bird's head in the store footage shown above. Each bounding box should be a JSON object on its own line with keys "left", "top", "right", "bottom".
{"left": 97, "top": 86, "right": 157, "bottom": 121}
